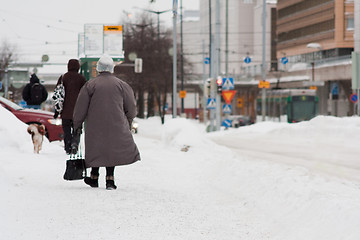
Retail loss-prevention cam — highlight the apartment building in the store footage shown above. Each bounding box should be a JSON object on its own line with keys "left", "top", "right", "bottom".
{"left": 276, "top": 0, "right": 355, "bottom": 116}
{"left": 277, "top": 0, "right": 354, "bottom": 63}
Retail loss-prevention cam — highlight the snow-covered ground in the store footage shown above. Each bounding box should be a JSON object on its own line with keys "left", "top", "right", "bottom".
{"left": 1, "top": 105, "right": 360, "bottom": 240}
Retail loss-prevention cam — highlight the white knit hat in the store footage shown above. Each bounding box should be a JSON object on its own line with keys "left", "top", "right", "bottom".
{"left": 96, "top": 55, "right": 114, "bottom": 73}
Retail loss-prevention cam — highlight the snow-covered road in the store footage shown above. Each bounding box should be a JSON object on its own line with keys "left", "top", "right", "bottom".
{"left": 210, "top": 117, "right": 360, "bottom": 183}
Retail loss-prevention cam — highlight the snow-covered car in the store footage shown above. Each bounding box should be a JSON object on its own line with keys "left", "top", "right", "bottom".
{"left": 228, "top": 115, "right": 253, "bottom": 128}
{"left": 0, "top": 96, "right": 64, "bottom": 142}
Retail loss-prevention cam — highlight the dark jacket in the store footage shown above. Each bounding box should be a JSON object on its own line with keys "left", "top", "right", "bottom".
{"left": 22, "top": 74, "right": 48, "bottom": 105}
{"left": 73, "top": 72, "right": 140, "bottom": 167}
{"left": 56, "top": 59, "right": 86, "bottom": 119}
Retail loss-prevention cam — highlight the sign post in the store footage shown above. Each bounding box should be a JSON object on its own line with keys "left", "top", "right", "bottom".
{"left": 80, "top": 24, "right": 124, "bottom": 80}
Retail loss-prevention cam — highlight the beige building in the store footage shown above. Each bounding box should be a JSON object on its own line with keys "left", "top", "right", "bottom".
{"left": 277, "top": 0, "right": 354, "bottom": 63}
{"left": 275, "top": 0, "right": 355, "bottom": 116}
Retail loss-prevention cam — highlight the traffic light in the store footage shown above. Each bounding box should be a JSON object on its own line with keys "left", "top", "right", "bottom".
{"left": 205, "top": 78, "right": 211, "bottom": 97}
{"left": 216, "top": 77, "right": 223, "bottom": 93}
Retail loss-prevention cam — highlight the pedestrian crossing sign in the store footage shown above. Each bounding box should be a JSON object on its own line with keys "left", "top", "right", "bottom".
{"left": 222, "top": 104, "right": 232, "bottom": 114}
{"left": 222, "top": 77, "right": 234, "bottom": 90}
{"left": 206, "top": 98, "right": 216, "bottom": 109}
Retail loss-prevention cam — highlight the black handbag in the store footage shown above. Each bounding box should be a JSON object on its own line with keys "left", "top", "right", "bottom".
{"left": 63, "top": 159, "right": 86, "bottom": 180}
{"left": 63, "top": 137, "right": 86, "bottom": 181}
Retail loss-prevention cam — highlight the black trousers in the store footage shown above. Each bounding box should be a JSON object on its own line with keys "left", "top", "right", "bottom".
{"left": 90, "top": 167, "right": 115, "bottom": 177}
{"left": 62, "top": 119, "right": 73, "bottom": 152}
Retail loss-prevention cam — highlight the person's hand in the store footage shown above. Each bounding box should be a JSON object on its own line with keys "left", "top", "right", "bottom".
{"left": 53, "top": 111, "right": 59, "bottom": 119}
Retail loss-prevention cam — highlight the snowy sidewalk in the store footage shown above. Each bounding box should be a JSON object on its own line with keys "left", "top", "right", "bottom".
{"left": 1, "top": 111, "right": 360, "bottom": 239}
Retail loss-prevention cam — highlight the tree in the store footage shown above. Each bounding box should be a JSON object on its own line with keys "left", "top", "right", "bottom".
{"left": 0, "top": 40, "right": 17, "bottom": 83}
{"left": 117, "top": 13, "right": 192, "bottom": 124}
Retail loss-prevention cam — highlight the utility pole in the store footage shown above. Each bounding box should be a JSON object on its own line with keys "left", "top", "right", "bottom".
{"left": 172, "top": 0, "right": 178, "bottom": 118}
{"left": 202, "top": 40, "right": 208, "bottom": 124}
{"left": 215, "top": 0, "right": 221, "bottom": 131}
{"left": 355, "top": 0, "right": 360, "bottom": 115}
{"left": 209, "top": 0, "right": 212, "bottom": 78}
{"left": 261, "top": 0, "right": 267, "bottom": 121}
{"left": 180, "top": 0, "right": 185, "bottom": 113}
{"left": 225, "top": 0, "right": 229, "bottom": 77}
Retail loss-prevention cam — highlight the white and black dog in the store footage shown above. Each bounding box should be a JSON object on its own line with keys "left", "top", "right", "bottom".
{"left": 27, "top": 124, "right": 46, "bottom": 154}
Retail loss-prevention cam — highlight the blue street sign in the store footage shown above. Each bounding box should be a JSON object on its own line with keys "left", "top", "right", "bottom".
{"left": 331, "top": 83, "right": 339, "bottom": 95}
{"left": 206, "top": 98, "right": 216, "bottom": 109}
{"left": 281, "top": 57, "right": 288, "bottom": 64}
{"left": 204, "top": 57, "right": 210, "bottom": 64}
{"left": 222, "top": 119, "right": 232, "bottom": 128}
{"left": 222, "top": 104, "right": 232, "bottom": 114}
{"left": 222, "top": 77, "right": 234, "bottom": 90}
{"left": 0, "top": 82, "right": 2, "bottom": 90}
{"left": 244, "top": 56, "right": 251, "bottom": 64}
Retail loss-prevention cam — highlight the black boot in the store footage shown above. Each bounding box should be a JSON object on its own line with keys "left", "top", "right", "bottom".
{"left": 106, "top": 176, "right": 117, "bottom": 190}
{"left": 70, "top": 128, "right": 82, "bottom": 154}
{"left": 84, "top": 174, "right": 99, "bottom": 188}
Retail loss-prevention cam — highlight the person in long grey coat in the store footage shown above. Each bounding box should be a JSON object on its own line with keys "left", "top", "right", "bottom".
{"left": 73, "top": 55, "right": 140, "bottom": 190}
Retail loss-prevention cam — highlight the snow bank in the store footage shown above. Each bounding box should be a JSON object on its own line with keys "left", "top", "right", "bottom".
{"left": 0, "top": 106, "right": 33, "bottom": 152}
{"left": 162, "top": 118, "right": 208, "bottom": 148}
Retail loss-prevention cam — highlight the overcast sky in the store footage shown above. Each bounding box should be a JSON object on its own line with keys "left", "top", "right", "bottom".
{"left": 0, "top": 0, "right": 199, "bottom": 63}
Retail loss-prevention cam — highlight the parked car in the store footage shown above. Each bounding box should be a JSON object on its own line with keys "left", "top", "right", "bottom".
{"left": 228, "top": 115, "right": 254, "bottom": 128}
{"left": 0, "top": 96, "right": 64, "bottom": 142}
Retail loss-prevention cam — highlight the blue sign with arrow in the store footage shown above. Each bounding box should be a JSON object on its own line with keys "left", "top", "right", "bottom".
{"left": 222, "top": 119, "right": 232, "bottom": 128}
{"left": 281, "top": 57, "right": 288, "bottom": 64}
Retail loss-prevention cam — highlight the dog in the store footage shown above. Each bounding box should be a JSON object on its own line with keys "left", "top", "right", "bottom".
{"left": 27, "top": 124, "right": 46, "bottom": 154}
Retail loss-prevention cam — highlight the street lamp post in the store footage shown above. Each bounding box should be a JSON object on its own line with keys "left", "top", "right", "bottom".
{"left": 306, "top": 42, "right": 322, "bottom": 82}
{"left": 134, "top": 7, "right": 171, "bottom": 41}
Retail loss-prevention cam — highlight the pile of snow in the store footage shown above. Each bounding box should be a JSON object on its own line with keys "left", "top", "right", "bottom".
{"left": 0, "top": 106, "right": 34, "bottom": 152}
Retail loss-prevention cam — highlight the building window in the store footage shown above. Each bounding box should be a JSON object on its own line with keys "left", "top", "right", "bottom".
{"left": 347, "top": 17, "right": 354, "bottom": 30}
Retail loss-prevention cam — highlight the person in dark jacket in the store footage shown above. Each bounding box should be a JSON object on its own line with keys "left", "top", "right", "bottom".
{"left": 22, "top": 73, "right": 48, "bottom": 109}
{"left": 73, "top": 55, "right": 140, "bottom": 190}
{"left": 55, "top": 59, "right": 86, "bottom": 154}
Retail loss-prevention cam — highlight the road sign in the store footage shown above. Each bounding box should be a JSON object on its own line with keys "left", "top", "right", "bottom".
{"left": 179, "top": 90, "right": 186, "bottom": 98}
{"left": 331, "top": 82, "right": 339, "bottom": 99}
{"left": 237, "top": 97, "right": 244, "bottom": 108}
{"left": 244, "top": 56, "right": 251, "bottom": 64}
{"left": 350, "top": 94, "right": 358, "bottom": 103}
{"left": 206, "top": 98, "right": 216, "bottom": 109}
{"left": 222, "top": 90, "right": 236, "bottom": 104}
{"left": 204, "top": 57, "right": 210, "bottom": 64}
{"left": 258, "top": 80, "right": 270, "bottom": 89}
{"left": 0, "top": 82, "right": 2, "bottom": 90}
{"left": 222, "top": 104, "right": 232, "bottom": 114}
{"left": 104, "top": 25, "right": 122, "bottom": 32}
{"left": 222, "top": 77, "right": 234, "bottom": 90}
{"left": 222, "top": 119, "right": 232, "bottom": 128}
{"left": 281, "top": 57, "right": 288, "bottom": 64}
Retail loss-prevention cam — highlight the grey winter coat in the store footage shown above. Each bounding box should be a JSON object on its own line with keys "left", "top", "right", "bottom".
{"left": 73, "top": 72, "right": 140, "bottom": 167}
